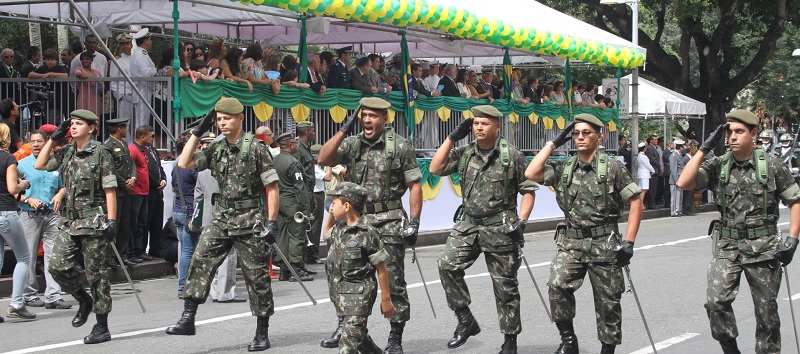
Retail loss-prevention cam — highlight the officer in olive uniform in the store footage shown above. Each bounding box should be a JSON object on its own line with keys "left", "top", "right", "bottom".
{"left": 429, "top": 105, "right": 538, "bottom": 354}
{"left": 677, "top": 110, "right": 800, "bottom": 354}
{"left": 274, "top": 132, "right": 314, "bottom": 282}
{"left": 525, "top": 114, "right": 644, "bottom": 354}
{"left": 165, "top": 98, "right": 280, "bottom": 352}
{"left": 103, "top": 117, "right": 136, "bottom": 266}
{"left": 318, "top": 97, "right": 422, "bottom": 354}
{"left": 35, "top": 109, "right": 118, "bottom": 345}
{"left": 294, "top": 121, "right": 322, "bottom": 264}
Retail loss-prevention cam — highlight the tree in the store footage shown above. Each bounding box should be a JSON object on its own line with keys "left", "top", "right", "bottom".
{"left": 540, "top": 0, "right": 799, "bottom": 140}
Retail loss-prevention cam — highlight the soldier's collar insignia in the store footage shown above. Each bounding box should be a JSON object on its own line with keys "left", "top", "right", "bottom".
{"left": 345, "top": 239, "right": 359, "bottom": 248}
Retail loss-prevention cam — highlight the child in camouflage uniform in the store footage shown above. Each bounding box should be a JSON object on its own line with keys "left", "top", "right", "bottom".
{"left": 326, "top": 182, "right": 395, "bottom": 354}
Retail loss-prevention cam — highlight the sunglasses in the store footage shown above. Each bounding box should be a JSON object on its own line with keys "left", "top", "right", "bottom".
{"left": 2, "top": 56, "right": 13, "bottom": 59}
{"left": 572, "top": 130, "right": 595, "bottom": 137}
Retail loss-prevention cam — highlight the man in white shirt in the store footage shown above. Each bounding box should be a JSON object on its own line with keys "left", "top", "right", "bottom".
{"left": 69, "top": 34, "right": 107, "bottom": 78}
{"left": 110, "top": 34, "right": 134, "bottom": 126}
{"left": 129, "top": 29, "right": 157, "bottom": 129}
{"left": 423, "top": 61, "right": 441, "bottom": 92}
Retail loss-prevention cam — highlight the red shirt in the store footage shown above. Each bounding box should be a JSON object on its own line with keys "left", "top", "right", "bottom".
{"left": 129, "top": 143, "right": 149, "bottom": 196}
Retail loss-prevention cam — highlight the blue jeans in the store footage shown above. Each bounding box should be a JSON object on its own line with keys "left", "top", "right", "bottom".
{"left": 173, "top": 211, "right": 199, "bottom": 293}
{"left": 129, "top": 195, "right": 149, "bottom": 257}
{"left": 0, "top": 210, "right": 31, "bottom": 307}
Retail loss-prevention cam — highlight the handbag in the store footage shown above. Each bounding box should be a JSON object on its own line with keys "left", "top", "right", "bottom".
{"left": 175, "top": 167, "right": 202, "bottom": 234}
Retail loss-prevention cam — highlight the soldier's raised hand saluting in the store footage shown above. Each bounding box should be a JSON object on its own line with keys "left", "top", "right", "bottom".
{"left": 552, "top": 122, "right": 576, "bottom": 148}
{"left": 192, "top": 109, "right": 216, "bottom": 137}
{"left": 700, "top": 123, "right": 729, "bottom": 154}
{"left": 448, "top": 118, "right": 473, "bottom": 142}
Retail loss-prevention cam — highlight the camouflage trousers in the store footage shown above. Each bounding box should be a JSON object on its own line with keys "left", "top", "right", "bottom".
{"left": 549, "top": 251, "right": 624, "bottom": 345}
{"left": 184, "top": 223, "right": 274, "bottom": 317}
{"left": 339, "top": 315, "right": 371, "bottom": 354}
{"left": 384, "top": 242, "right": 410, "bottom": 323}
{"left": 277, "top": 203, "right": 306, "bottom": 265}
{"left": 49, "top": 230, "right": 112, "bottom": 315}
{"left": 438, "top": 236, "right": 522, "bottom": 334}
{"left": 706, "top": 257, "right": 781, "bottom": 353}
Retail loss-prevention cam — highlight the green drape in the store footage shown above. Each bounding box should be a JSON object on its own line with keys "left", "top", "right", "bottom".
{"left": 416, "top": 159, "right": 441, "bottom": 188}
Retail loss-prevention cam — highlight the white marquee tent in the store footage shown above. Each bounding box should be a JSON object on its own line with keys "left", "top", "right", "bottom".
{"left": 620, "top": 74, "right": 706, "bottom": 119}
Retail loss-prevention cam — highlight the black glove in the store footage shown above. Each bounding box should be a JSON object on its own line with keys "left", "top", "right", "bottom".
{"left": 264, "top": 220, "right": 278, "bottom": 244}
{"left": 448, "top": 118, "right": 473, "bottom": 142}
{"left": 700, "top": 123, "right": 729, "bottom": 154}
{"left": 340, "top": 105, "right": 362, "bottom": 135}
{"left": 780, "top": 237, "right": 799, "bottom": 266}
{"left": 508, "top": 219, "right": 526, "bottom": 243}
{"left": 50, "top": 119, "right": 72, "bottom": 141}
{"left": 192, "top": 109, "right": 216, "bottom": 137}
{"left": 552, "top": 122, "right": 576, "bottom": 148}
{"left": 402, "top": 218, "right": 420, "bottom": 246}
{"left": 103, "top": 219, "right": 117, "bottom": 242}
{"left": 615, "top": 240, "right": 634, "bottom": 266}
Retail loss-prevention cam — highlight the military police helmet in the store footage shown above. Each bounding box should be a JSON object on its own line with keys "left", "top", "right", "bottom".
{"left": 759, "top": 129, "right": 775, "bottom": 139}
{"left": 780, "top": 133, "right": 793, "bottom": 142}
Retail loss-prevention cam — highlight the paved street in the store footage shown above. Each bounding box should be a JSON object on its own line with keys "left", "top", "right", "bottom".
{"left": 3, "top": 209, "right": 800, "bottom": 353}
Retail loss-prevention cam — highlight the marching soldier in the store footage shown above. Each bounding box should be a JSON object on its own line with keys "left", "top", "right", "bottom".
{"left": 677, "top": 110, "right": 800, "bottom": 354}
{"left": 318, "top": 97, "right": 422, "bottom": 353}
{"left": 428, "top": 105, "right": 537, "bottom": 354}
{"left": 103, "top": 117, "right": 136, "bottom": 267}
{"left": 274, "top": 132, "right": 314, "bottom": 282}
{"left": 34, "top": 110, "right": 118, "bottom": 344}
{"left": 524, "top": 114, "right": 643, "bottom": 354}
{"left": 165, "top": 98, "right": 280, "bottom": 352}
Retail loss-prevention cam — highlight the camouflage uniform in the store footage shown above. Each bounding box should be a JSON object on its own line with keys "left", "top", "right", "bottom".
{"left": 695, "top": 150, "right": 800, "bottom": 353}
{"left": 326, "top": 217, "right": 389, "bottom": 354}
{"left": 183, "top": 133, "right": 279, "bottom": 317}
{"left": 329, "top": 127, "right": 421, "bottom": 323}
{"left": 542, "top": 156, "right": 641, "bottom": 345}
{"left": 435, "top": 137, "right": 538, "bottom": 334}
{"left": 273, "top": 150, "right": 310, "bottom": 265}
{"left": 103, "top": 134, "right": 135, "bottom": 257}
{"left": 47, "top": 141, "right": 117, "bottom": 315}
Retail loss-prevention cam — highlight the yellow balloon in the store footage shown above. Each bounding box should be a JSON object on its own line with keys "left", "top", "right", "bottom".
{"left": 334, "top": 7, "right": 348, "bottom": 18}
{"left": 289, "top": 0, "right": 300, "bottom": 5}
{"left": 333, "top": 0, "right": 343, "bottom": 7}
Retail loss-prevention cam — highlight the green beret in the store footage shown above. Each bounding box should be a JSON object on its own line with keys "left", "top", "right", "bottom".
{"left": 359, "top": 97, "right": 391, "bottom": 110}
{"left": 275, "top": 132, "right": 295, "bottom": 144}
{"left": 470, "top": 105, "right": 503, "bottom": 119}
{"left": 726, "top": 109, "right": 758, "bottom": 127}
{"left": 70, "top": 109, "right": 99, "bottom": 122}
{"left": 573, "top": 113, "right": 604, "bottom": 129}
{"left": 310, "top": 144, "right": 322, "bottom": 153}
{"left": 327, "top": 182, "right": 367, "bottom": 209}
{"left": 296, "top": 121, "right": 314, "bottom": 128}
{"left": 106, "top": 117, "right": 129, "bottom": 126}
{"left": 200, "top": 132, "right": 216, "bottom": 143}
{"left": 214, "top": 97, "right": 244, "bottom": 115}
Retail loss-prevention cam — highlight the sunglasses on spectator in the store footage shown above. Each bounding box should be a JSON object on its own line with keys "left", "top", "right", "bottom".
{"left": 2, "top": 55, "right": 13, "bottom": 59}
{"left": 572, "top": 130, "right": 596, "bottom": 137}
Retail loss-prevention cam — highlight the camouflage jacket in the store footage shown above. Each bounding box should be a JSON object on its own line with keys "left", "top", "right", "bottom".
{"left": 326, "top": 218, "right": 388, "bottom": 316}
{"left": 103, "top": 136, "right": 135, "bottom": 196}
{"left": 696, "top": 151, "right": 800, "bottom": 263}
{"left": 330, "top": 128, "right": 421, "bottom": 243}
{"left": 436, "top": 137, "right": 538, "bottom": 251}
{"left": 47, "top": 140, "right": 116, "bottom": 235}
{"left": 294, "top": 139, "right": 316, "bottom": 197}
{"left": 273, "top": 151, "right": 310, "bottom": 212}
{"left": 193, "top": 133, "right": 278, "bottom": 235}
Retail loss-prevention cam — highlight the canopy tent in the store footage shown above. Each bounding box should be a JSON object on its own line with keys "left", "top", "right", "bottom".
{"left": 618, "top": 74, "right": 706, "bottom": 119}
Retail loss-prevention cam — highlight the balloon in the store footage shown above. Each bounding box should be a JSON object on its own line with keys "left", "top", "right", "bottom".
{"left": 343, "top": 0, "right": 352, "bottom": 5}
{"left": 334, "top": 7, "right": 347, "bottom": 17}
{"left": 287, "top": 3, "right": 300, "bottom": 11}
{"left": 289, "top": 0, "right": 300, "bottom": 5}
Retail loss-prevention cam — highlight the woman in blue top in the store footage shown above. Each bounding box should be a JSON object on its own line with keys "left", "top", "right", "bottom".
{"left": 172, "top": 137, "right": 199, "bottom": 299}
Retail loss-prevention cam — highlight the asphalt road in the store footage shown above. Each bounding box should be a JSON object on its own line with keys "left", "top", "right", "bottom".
{"left": 3, "top": 209, "right": 800, "bottom": 354}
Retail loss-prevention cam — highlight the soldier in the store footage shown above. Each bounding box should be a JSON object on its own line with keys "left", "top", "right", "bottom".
{"left": 326, "top": 182, "right": 395, "bottom": 353}
{"left": 165, "top": 98, "right": 280, "bottom": 352}
{"left": 428, "top": 105, "right": 538, "bottom": 353}
{"left": 34, "top": 109, "right": 118, "bottom": 344}
{"left": 677, "top": 110, "right": 800, "bottom": 354}
{"left": 294, "top": 121, "right": 322, "bottom": 264}
{"left": 318, "top": 97, "right": 422, "bottom": 353}
{"left": 109, "top": 34, "right": 134, "bottom": 127}
{"left": 130, "top": 29, "right": 156, "bottom": 128}
{"left": 273, "top": 132, "right": 314, "bottom": 282}
{"left": 758, "top": 129, "right": 775, "bottom": 155}
{"left": 103, "top": 118, "right": 136, "bottom": 267}
{"left": 524, "top": 114, "right": 643, "bottom": 354}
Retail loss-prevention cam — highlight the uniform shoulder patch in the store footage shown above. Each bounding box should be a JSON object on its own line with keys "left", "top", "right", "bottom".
{"left": 345, "top": 239, "right": 359, "bottom": 248}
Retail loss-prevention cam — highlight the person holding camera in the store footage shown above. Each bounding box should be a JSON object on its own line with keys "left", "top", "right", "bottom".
{"left": 428, "top": 105, "right": 537, "bottom": 354}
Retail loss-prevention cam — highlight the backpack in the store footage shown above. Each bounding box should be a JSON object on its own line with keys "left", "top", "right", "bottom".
{"left": 61, "top": 141, "right": 106, "bottom": 203}
{"left": 718, "top": 148, "right": 769, "bottom": 220}
{"left": 212, "top": 132, "right": 255, "bottom": 193}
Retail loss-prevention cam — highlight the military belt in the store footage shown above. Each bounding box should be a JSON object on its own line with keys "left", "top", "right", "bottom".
{"left": 214, "top": 197, "right": 262, "bottom": 210}
{"left": 463, "top": 210, "right": 514, "bottom": 226}
{"left": 64, "top": 206, "right": 106, "bottom": 220}
{"left": 565, "top": 224, "right": 616, "bottom": 239}
{"left": 719, "top": 225, "right": 777, "bottom": 240}
{"left": 364, "top": 199, "right": 402, "bottom": 214}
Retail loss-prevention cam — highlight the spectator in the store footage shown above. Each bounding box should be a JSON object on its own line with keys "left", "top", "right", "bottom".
{"left": 280, "top": 54, "right": 297, "bottom": 78}
{"left": 511, "top": 70, "right": 528, "bottom": 104}
{"left": 636, "top": 141, "right": 656, "bottom": 210}
{"left": 490, "top": 74, "right": 504, "bottom": 100}
{"left": 367, "top": 54, "right": 389, "bottom": 93}
{"left": 582, "top": 84, "right": 598, "bottom": 106}
{"left": 617, "top": 135, "right": 632, "bottom": 172}
{"left": 69, "top": 35, "right": 107, "bottom": 78}
{"left": 540, "top": 85, "right": 554, "bottom": 103}
{"left": 221, "top": 47, "right": 253, "bottom": 92}
{"left": 130, "top": 29, "right": 157, "bottom": 128}
{"left": 411, "top": 63, "right": 438, "bottom": 97}
{"left": 172, "top": 136, "right": 199, "bottom": 298}
{"left": 0, "top": 48, "right": 21, "bottom": 102}
{"left": 263, "top": 53, "right": 281, "bottom": 76}
{"left": 0, "top": 123, "right": 35, "bottom": 320}
{"left": 143, "top": 126, "right": 166, "bottom": 259}
{"left": 242, "top": 43, "right": 280, "bottom": 94}
{"left": 669, "top": 139, "right": 686, "bottom": 217}
{"left": 467, "top": 70, "right": 492, "bottom": 101}
{"left": 350, "top": 56, "right": 378, "bottom": 95}
{"left": 182, "top": 42, "right": 195, "bottom": 64}
{"left": 455, "top": 68, "right": 471, "bottom": 98}
{"left": 60, "top": 49, "right": 74, "bottom": 68}
{"left": 255, "top": 125, "right": 280, "bottom": 158}
{"left": 67, "top": 42, "right": 83, "bottom": 75}
{"left": 206, "top": 38, "right": 226, "bottom": 73}
{"left": 551, "top": 80, "right": 566, "bottom": 105}
{"left": 20, "top": 46, "right": 41, "bottom": 78}
{"left": 318, "top": 50, "right": 335, "bottom": 84}
{"left": 644, "top": 134, "right": 662, "bottom": 209}
{"left": 385, "top": 53, "right": 403, "bottom": 92}
{"left": 438, "top": 64, "right": 460, "bottom": 97}
{"left": 156, "top": 46, "right": 189, "bottom": 78}
{"left": 110, "top": 34, "right": 135, "bottom": 126}
{"left": 281, "top": 69, "right": 310, "bottom": 89}
{"left": 14, "top": 123, "right": 55, "bottom": 161}
{"left": 662, "top": 141, "right": 674, "bottom": 209}
{"left": 74, "top": 52, "right": 103, "bottom": 118}
{"left": 18, "top": 129, "right": 71, "bottom": 310}
{"left": 571, "top": 81, "right": 586, "bottom": 106}
{"left": 594, "top": 94, "right": 608, "bottom": 108}
{"left": 304, "top": 55, "right": 327, "bottom": 95}
{"left": 0, "top": 99, "right": 23, "bottom": 153}
{"left": 188, "top": 59, "right": 219, "bottom": 82}
{"left": 479, "top": 69, "right": 495, "bottom": 98}
{"left": 28, "top": 49, "right": 68, "bottom": 122}
{"left": 423, "top": 61, "right": 440, "bottom": 93}
{"left": 522, "top": 77, "right": 544, "bottom": 104}
{"left": 326, "top": 46, "right": 352, "bottom": 89}
{"left": 128, "top": 125, "right": 151, "bottom": 264}
{"left": 192, "top": 47, "right": 206, "bottom": 62}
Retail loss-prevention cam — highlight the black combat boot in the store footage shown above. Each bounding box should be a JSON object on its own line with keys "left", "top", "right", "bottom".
{"left": 279, "top": 263, "right": 291, "bottom": 281}
{"left": 289, "top": 263, "right": 314, "bottom": 282}
{"left": 247, "top": 316, "right": 270, "bottom": 351}
{"left": 358, "top": 335, "right": 383, "bottom": 354}
{"left": 499, "top": 334, "right": 517, "bottom": 354}
{"left": 298, "top": 263, "right": 317, "bottom": 275}
{"left": 553, "top": 321, "right": 579, "bottom": 354}
{"left": 719, "top": 339, "right": 741, "bottom": 354}
{"left": 600, "top": 343, "right": 616, "bottom": 354}
{"left": 320, "top": 316, "right": 344, "bottom": 348}
{"left": 447, "top": 307, "right": 481, "bottom": 349}
{"left": 72, "top": 290, "right": 93, "bottom": 328}
{"left": 166, "top": 299, "right": 198, "bottom": 335}
{"left": 384, "top": 321, "right": 405, "bottom": 353}
{"left": 83, "top": 314, "right": 111, "bottom": 344}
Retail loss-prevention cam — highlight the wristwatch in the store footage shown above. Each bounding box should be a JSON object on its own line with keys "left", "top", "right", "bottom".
{"left": 544, "top": 141, "right": 557, "bottom": 150}
{"left": 23, "top": 197, "right": 29, "bottom": 204}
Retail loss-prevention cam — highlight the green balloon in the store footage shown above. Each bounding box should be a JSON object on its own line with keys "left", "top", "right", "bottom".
{"left": 343, "top": 0, "right": 352, "bottom": 5}
{"left": 544, "top": 38, "right": 553, "bottom": 47}
{"left": 286, "top": 3, "right": 299, "bottom": 11}
{"left": 356, "top": 5, "right": 364, "bottom": 14}
{"left": 299, "top": 0, "right": 310, "bottom": 7}
{"left": 279, "top": 0, "right": 290, "bottom": 4}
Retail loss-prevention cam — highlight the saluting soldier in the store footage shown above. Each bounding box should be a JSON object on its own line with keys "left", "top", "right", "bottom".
{"left": 165, "top": 98, "right": 280, "bottom": 352}
{"left": 35, "top": 110, "right": 118, "bottom": 345}
{"left": 525, "top": 114, "right": 643, "bottom": 354}
{"left": 103, "top": 117, "right": 136, "bottom": 267}
{"left": 318, "top": 97, "right": 422, "bottom": 354}
{"left": 677, "top": 110, "right": 800, "bottom": 354}
{"left": 429, "top": 105, "right": 538, "bottom": 354}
